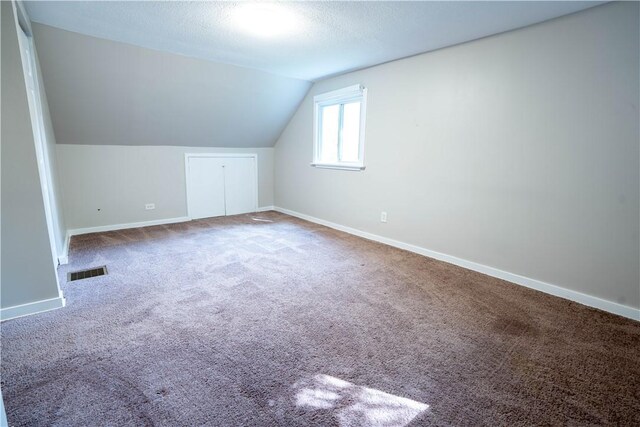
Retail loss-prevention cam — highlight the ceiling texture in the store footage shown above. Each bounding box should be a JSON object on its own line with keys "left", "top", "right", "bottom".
{"left": 25, "top": 1, "right": 605, "bottom": 81}
{"left": 23, "top": 1, "right": 606, "bottom": 148}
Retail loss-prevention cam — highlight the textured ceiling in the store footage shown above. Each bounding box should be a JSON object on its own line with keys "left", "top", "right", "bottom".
{"left": 24, "top": 1, "right": 606, "bottom": 81}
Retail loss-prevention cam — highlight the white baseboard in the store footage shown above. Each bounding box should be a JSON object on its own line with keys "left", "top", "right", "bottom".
{"left": 256, "top": 206, "right": 275, "bottom": 212}
{"left": 58, "top": 232, "right": 71, "bottom": 265}
{"left": 0, "top": 295, "right": 66, "bottom": 322}
{"left": 274, "top": 206, "right": 640, "bottom": 322}
{"left": 0, "top": 387, "right": 7, "bottom": 427}
{"left": 68, "top": 216, "right": 190, "bottom": 237}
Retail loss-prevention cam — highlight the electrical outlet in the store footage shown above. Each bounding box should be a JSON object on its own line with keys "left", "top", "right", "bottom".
{"left": 380, "top": 211, "right": 387, "bottom": 223}
{"left": 145, "top": 203, "right": 155, "bottom": 210}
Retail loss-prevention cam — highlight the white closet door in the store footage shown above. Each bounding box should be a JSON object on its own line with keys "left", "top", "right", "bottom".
{"left": 223, "top": 157, "right": 257, "bottom": 216}
{"left": 187, "top": 157, "right": 226, "bottom": 219}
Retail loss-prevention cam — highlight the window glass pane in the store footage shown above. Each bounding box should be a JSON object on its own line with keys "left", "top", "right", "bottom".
{"left": 341, "top": 101, "right": 361, "bottom": 162}
{"left": 320, "top": 104, "right": 340, "bottom": 163}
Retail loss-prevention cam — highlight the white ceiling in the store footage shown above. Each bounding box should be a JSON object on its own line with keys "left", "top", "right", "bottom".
{"left": 25, "top": 1, "right": 606, "bottom": 81}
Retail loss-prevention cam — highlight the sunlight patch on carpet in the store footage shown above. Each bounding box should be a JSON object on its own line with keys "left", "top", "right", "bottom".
{"left": 294, "top": 374, "right": 429, "bottom": 426}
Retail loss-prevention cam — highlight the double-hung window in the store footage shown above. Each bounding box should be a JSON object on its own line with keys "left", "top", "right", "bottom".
{"left": 312, "top": 84, "right": 367, "bottom": 170}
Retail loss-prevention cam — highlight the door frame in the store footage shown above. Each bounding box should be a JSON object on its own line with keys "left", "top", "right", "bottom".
{"left": 14, "top": 2, "right": 60, "bottom": 270}
{"left": 184, "top": 153, "right": 259, "bottom": 220}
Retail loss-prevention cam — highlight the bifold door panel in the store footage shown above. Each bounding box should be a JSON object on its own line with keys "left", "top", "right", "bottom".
{"left": 223, "top": 157, "right": 257, "bottom": 216}
{"left": 187, "top": 156, "right": 257, "bottom": 219}
{"left": 187, "top": 157, "right": 226, "bottom": 219}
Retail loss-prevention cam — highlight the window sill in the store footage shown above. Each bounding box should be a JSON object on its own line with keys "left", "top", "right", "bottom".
{"left": 310, "top": 163, "right": 366, "bottom": 171}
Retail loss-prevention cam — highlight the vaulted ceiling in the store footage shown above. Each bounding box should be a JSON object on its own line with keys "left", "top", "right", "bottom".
{"left": 24, "top": 1, "right": 606, "bottom": 148}
{"left": 25, "top": 1, "right": 605, "bottom": 81}
{"left": 31, "top": 23, "right": 311, "bottom": 148}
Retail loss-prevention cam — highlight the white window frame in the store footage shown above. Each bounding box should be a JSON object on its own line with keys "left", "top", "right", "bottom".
{"left": 312, "top": 84, "right": 367, "bottom": 171}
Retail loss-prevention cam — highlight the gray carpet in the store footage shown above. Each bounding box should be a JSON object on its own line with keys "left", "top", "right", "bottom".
{"left": 1, "top": 211, "right": 639, "bottom": 426}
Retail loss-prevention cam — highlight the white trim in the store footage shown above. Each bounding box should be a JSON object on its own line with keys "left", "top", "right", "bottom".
{"left": 183, "top": 153, "right": 260, "bottom": 158}
{"left": 68, "top": 216, "right": 190, "bottom": 237}
{"left": 14, "top": 0, "right": 33, "bottom": 35}
{"left": 57, "top": 231, "right": 70, "bottom": 265}
{"left": 184, "top": 153, "right": 259, "bottom": 219}
{"left": 273, "top": 207, "right": 640, "bottom": 322}
{"left": 0, "top": 295, "right": 66, "bottom": 322}
{"left": 1, "top": 386, "right": 7, "bottom": 427}
{"left": 313, "top": 84, "right": 364, "bottom": 104}
{"left": 311, "top": 163, "right": 366, "bottom": 171}
{"left": 313, "top": 85, "right": 367, "bottom": 170}
{"left": 256, "top": 206, "right": 275, "bottom": 212}
{"left": 15, "top": 5, "right": 61, "bottom": 275}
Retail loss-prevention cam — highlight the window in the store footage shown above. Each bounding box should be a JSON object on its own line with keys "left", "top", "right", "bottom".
{"left": 312, "top": 84, "right": 367, "bottom": 170}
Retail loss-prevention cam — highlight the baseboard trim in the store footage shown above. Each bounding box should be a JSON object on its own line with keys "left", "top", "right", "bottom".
{"left": 256, "top": 206, "right": 275, "bottom": 212}
{"left": 0, "top": 295, "right": 66, "bottom": 322}
{"left": 273, "top": 207, "right": 639, "bottom": 322}
{"left": 58, "top": 232, "right": 71, "bottom": 265}
{"left": 68, "top": 216, "right": 191, "bottom": 237}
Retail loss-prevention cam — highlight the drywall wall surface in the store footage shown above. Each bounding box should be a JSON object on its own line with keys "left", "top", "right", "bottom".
{"left": 57, "top": 145, "right": 275, "bottom": 230}
{"left": 1, "top": 1, "right": 60, "bottom": 308}
{"left": 30, "top": 23, "right": 311, "bottom": 148}
{"left": 32, "top": 17, "right": 66, "bottom": 256}
{"left": 274, "top": 2, "right": 640, "bottom": 309}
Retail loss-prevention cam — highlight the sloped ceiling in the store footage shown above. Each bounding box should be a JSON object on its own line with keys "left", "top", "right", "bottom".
{"left": 25, "top": 1, "right": 606, "bottom": 81}
{"left": 31, "top": 23, "right": 311, "bottom": 148}
{"left": 26, "top": 1, "right": 606, "bottom": 148}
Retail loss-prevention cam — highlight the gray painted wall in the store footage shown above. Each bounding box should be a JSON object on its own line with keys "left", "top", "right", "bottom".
{"left": 31, "top": 15, "right": 66, "bottom": 256}
{"left": 57, "top": 145, "right": 274, "bottom": 230}
{"left": 31, "top": 23, "right": 311, "bottom": 148}
{"left": 274, "top": 3, "right": 640, "bottom": 310}
{"left": 1, "top": 1, "right": 60, "bottom": 309}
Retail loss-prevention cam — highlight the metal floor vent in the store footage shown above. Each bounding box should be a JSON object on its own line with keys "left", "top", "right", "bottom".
{"left": 68, "top": 266, "right": 108, "bottom": 282}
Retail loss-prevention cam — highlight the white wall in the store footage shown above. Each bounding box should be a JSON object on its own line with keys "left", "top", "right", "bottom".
{"left": 57, "top": 145, "right": 274, "bottom": 231}
{"left": 274, "top": 3, "right": 640, "bottom": 313}
{"left": 1, "top": 0, "right": 63, "bottom": 313}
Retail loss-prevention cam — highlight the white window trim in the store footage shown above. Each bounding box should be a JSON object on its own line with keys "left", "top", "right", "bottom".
{"left": 312, "top": 84, "right": 367, "bottom": 171}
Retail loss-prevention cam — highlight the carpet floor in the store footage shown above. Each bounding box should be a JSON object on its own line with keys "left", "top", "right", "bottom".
{"left": 1, "top": 211, "right": 639, "bottom": 426}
